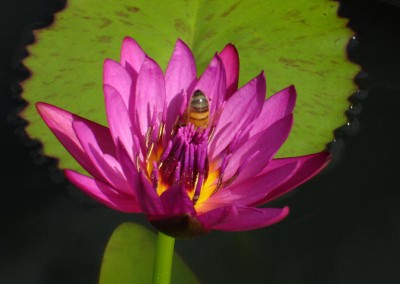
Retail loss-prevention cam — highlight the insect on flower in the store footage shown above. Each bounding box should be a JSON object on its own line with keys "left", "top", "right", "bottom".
{"left": 185, "top": 90, "right": 210, "bottom": 129}
{"left": 36, "top": 37, "right": 331, "bottom": 238}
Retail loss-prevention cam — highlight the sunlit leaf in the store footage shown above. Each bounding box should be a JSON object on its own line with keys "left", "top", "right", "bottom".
{"left": 99, "top": 223, "right": 200, "bottom": 284}
{"left": 22, "top": 0, "right": 358, "bottom": 173}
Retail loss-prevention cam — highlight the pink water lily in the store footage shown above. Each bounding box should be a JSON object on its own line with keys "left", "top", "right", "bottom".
{"left": 36, "top": 37, "right": 330, "bottom": 238}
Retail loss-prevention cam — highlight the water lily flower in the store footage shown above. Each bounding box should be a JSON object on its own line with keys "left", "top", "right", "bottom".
{"left": 36, "top": 37, "right": 330, "bottom": 238}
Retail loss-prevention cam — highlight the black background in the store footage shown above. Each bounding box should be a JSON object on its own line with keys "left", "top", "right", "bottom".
{"left": 1, "top": 0, "right": 400, "bottom": 283}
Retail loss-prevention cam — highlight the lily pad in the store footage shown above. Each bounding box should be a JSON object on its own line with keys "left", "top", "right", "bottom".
{"left": 99, "top": 222, "right": 200, "bottom": 284}
{"left": 21, "top": 0, "right": 358, "bottom": 173}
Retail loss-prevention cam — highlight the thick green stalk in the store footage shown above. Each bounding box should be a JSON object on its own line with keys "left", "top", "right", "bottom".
{"left": 152, "top": 232, "right": 175, "bottom": 284}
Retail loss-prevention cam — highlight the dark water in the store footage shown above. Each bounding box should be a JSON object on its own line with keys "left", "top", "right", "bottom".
{"left": 1, "top": 0, "right": 400, "bottom": 283}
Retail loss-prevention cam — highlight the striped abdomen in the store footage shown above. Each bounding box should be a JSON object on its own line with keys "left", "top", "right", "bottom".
{"left": 187, "top": 90, "right": 210, "bottom": 129}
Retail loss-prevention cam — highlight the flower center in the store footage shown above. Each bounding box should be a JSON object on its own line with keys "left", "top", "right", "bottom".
{"left": 155, "top": 124, "right": 209, "bottom": 203}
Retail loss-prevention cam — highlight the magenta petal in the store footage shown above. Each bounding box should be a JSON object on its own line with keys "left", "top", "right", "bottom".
{"left": 209, "top": 161, "right": 298, "bottom": 207}
{"left": 211, "top": 205, "right": 289, "bottom": 231}
{"left": 138, "top": 172, "right": 166, "bottom": 215}
{"left": 65, "top": 170, "right": 141, "bottom": 213}
{"left": 104, "top": 85, "right": 140, "bottom": 160}
{"left": 72, "top": 120, "right": 133, "bottom": 195}
{"left": 103, "top": 59, "right": 132, "bottom": 109}
{"left": 135, "top": 56, "right": 166, "bottom": 137}
{"left": 249, "top": 85, "right": 296, "bottom": 137}
{"left": 209, "top": 72, "right": 266, "bottom": 159}
{"left": 36, "top": 103, "right": 114, "bottom": 178}
{"left": 36, "top": 36, "right": 329, "bottom": 238}
{"left": 165, "top": 39, "right": 197, "bottom": 140}
{"left": 196, "top": 205, "right": 235, "bottom": 232}
{"left": 219, "top": 44, "right": 239, "bottom": 99}
{"left": 159, "top": 184, "right": 196, "bottom": 216}
{"left": 120, "top": 36, "right": 145, "bottom": 78}
{"left": 223, "top": 114, "right": 293, "bottom": 183}
{"left": 255, "top": 152, "right": 331, "bottom": 205}
{"left": 116, "top": 143, "right": 164, "bottom": 215}
{"left": 194, "top": 55, "right": 226, "bottom": 117}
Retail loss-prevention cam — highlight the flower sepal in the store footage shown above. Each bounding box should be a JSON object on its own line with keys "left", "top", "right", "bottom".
{"left": 150, "top": 214, "right": 207, "bottom": 239}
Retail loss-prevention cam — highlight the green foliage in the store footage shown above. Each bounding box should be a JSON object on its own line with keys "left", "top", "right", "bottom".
{"left": 99, "top": 223, "right": 199, "bottom": 284}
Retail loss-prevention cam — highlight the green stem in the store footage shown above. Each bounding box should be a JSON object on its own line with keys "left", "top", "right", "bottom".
{"left": 152, "top": 231, "right": 175, "bottom": 284}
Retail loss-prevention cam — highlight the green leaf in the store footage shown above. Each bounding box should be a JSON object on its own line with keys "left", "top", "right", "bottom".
{"left": 22, "top": 0, "right": 358, "bottom": 173}
{"left": 99, "top": 223, "right": 200, "bottom": 284}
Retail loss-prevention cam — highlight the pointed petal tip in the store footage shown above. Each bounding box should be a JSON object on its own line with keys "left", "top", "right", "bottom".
{"left": 211, "top": 52, "right": 223, "bottom": 63}
{"left": 256, "top": 71, "right": 266, "bottom": 86}
{"left": 304, "top": 151, "right": 332, "bottom": 164}
{"left": 287, "top": 84, "right": 297, "bottom": 99}
{"left": 257, "top": 70, "right": 266, "bottom": 81}
{"left": 288, "top": 84, "right": 296, "bottom": 91}
{"left": 326, "top": 152, "right": 333, "bottom": 162}
{"left": 142, "top": 54, "right": 163, "bottom": 70}
{"left": 35, "top": 101, "right": 46, "bottom": 113}
{"left": 103, "top": 59, "right": 123, "bottom": 82}
{"left": 274, "top": 84, "right": 297, "bottom": 107}
{"left": 319, "top": 151, "right": 333, "bottom": 169}
{"left": 171, "top": 39, "right": 195, "bottom": 63}
{"left": 122, "top": 35, "right": 133, "bottom": 42}
{"left": 318, "top": 150, "right": 332, "bottom": 160}
{"left": 36, "top": 101, "right": 51, "bottom": 112}
{"left": 165, "top": 38, "right": 196, "bottom": 112}
{"left": 219, "top": 43, "right": 239, "bottom": 98}
{"left": 282, "top": 205, "right": 290, "bottom": 217}
{"left": 35, "top": 101, "right": 44, "bottom": 108}
{"left": 120, "top": 37, "right": 146, "bottom": 72}
{"left": 121, "top": 36, "right": 140, "bottom": 48}
{"left": 220, "top": 43, "right": 239, "bottom": 55}
{"left": 35, "top": 102, "right": 66, "bottom": 122}
{"left": 175, "top": 38, "right": 189, "bottom": 48}
{"left": 273, "top": 206, "right": 291, "bottom": 224}
{"left": 103, "top": 58, "right": 114, "bottom": 68}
